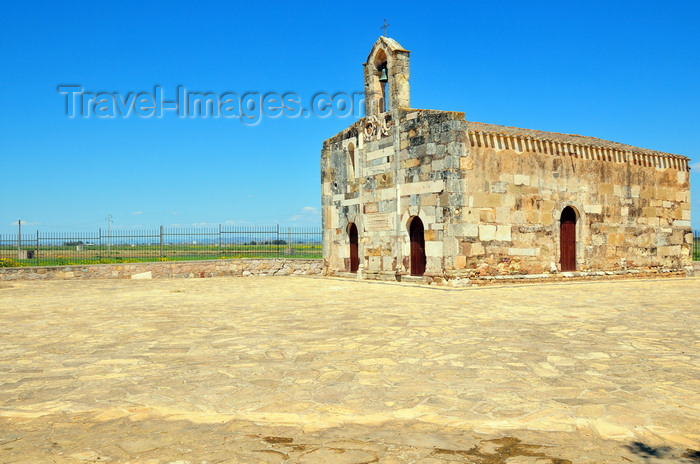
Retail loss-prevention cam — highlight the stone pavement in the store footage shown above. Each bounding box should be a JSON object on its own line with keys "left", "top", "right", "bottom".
{"left": 0, "top": 276, "right": 698, "bottom": 463}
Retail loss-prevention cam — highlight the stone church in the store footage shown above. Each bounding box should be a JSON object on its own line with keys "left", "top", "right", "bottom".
{"left": 321, "top": 37, "right": 692, "bottom": 283}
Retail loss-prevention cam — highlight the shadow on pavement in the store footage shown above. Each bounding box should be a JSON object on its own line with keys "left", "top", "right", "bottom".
{"left": 625, "top": 441, "right": 700, "bottom": 463}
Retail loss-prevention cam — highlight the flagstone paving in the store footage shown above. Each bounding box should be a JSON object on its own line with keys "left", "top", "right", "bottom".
{"left": 0, "top": 276, "right": 698, "bottom": 463}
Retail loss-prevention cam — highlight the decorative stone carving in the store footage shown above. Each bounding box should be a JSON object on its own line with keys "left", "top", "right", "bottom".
{"left": 363, "top": 114, "right": 394, "bottom": 142}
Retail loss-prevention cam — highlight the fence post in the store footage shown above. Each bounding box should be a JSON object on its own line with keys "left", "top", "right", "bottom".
{"left": 277, "top": 224, "right": 280, "bottom": 258}
{"left": 160, "top": 226, "right": 164, "bottom": 258}
{"left": 36, "top": 230, "right": 39, "bottom": 264}
{"left": 17, "top": 220, "right": 21, "bottom": 259}
{"left": 219, "top": 224, "right": 222, "bottom": 257}
{"left": 98, "top": 228, "right": 102, "bottom": 257}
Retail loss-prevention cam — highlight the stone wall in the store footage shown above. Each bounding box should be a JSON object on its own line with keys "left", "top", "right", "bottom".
{"left": 458, "top": 123, "right": 692, "bottom": 275}
{"left": 322, "top": 107, "right": 692, "bottom": 280}
{"left": 0, "top": 259, "right": 323, "bottom": 281}
{"left": 322, "top": 109, "right": 468, "bottom": 279}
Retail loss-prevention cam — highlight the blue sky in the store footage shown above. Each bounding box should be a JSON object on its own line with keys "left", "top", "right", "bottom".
{"left": 1, "top": 0, "right": 699, "bottom": 234}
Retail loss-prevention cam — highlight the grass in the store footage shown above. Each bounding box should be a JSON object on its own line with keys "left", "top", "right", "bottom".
{"left": 1, "top": 244, "right": 322, "bottom": 267}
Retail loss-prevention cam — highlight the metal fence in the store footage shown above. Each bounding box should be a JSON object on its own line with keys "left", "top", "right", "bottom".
{"left": 0, "top": 225, "right": 322, "bottom": 266}
{"left": 695, "top": 230, "right": 700, "bottom": 261}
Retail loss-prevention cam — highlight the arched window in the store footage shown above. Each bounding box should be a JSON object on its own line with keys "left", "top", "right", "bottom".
{"left": 347, "top": 142, "right": 355, "bottom": 178}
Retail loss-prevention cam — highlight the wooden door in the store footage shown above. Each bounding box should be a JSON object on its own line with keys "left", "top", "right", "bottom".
{"left": 560, "top": 207, "right": 577, "bottom": 271}
{"left": 410, "top": 217, "right": 426, "bottom": 276}
{"left": 349, "top": 223, "right": 359, "bottom": 272}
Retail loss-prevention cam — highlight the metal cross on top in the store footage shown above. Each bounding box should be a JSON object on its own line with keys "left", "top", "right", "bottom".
{"left": 381, "top": 19, "right": 390, "bottom": 36}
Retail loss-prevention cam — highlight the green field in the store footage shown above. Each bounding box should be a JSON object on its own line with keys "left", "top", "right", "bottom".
{"left": 0, "top": 243, "right": 322, "bottom": 267}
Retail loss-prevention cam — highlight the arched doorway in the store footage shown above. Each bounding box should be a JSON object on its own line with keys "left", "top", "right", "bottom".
{"left": 348, "top": 223, "right": 359, "bottom": 272}
{"left": 409, "top": 216, "right": 426, "bottom": 276}
{"left": 560, "top": 207, "right": 577, "bottom": 271}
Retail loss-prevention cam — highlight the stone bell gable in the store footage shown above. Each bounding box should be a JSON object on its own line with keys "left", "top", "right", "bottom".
{"left": 321, "top": 37, "right": 692, "bottom": 283}
{"left": 363, "top": 36, "right": 410, "bottom": 117}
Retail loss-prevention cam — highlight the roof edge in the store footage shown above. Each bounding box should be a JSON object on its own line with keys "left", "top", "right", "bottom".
{"left": 467, "top": 120, "right": 688, "bottom": 161}
{"left": 364, "top": 36, "right": 409, "bottom": 64}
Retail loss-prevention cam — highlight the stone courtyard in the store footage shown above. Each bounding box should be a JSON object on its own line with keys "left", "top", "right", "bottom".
{"left": 0, "top": 276, "right": 698, "bottom": 463}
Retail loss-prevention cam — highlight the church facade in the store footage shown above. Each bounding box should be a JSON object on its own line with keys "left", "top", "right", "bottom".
{"left": 321, "top": 37, "right": 692, "bottom": 282}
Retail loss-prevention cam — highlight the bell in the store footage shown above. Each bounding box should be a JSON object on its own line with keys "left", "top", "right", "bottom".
{"left": 379, "top": 67, "right": 388, "bottom": 83}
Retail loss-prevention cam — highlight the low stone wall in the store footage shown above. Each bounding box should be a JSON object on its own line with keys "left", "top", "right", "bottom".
{"left": 332, "top": 266, "right": 693, "bottom": 287}
{"left": 0, "top": 259, "right": 323, "bottom": 281}
{"left": 463, "top": 269, "right": 691, "bottom": 287}
{"left": 1, "top": 259, "right": 693, "bottom": 285}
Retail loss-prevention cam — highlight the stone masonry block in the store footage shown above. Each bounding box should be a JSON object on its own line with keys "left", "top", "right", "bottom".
{"left": 598, "top": 183, "right": 614, "bottom": 195}
{"left": 495, "top": 225, "right": 512, "bottom": 241}
{"left": 479, "top": 224, "right": 497, "bottom": 241}
{"left": 486, "top": 193, "right": 503, "bottom": 207}
{"left": 425, "top": 241, "right": 443, "bottom": 257}
{"left": 480, "top": 209, "right": 495, "bottom": 222}
{"left": 507, "top": 247, "right": 537, "bottom": 256}
{"left": 472, "top": 192, "right": 487, "bottom": 208}
{"left": 449, "top": 223, "right": 479, "bottom": 237}
{"left": 514, "top": 174, "right": 530, "bottom": 186}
